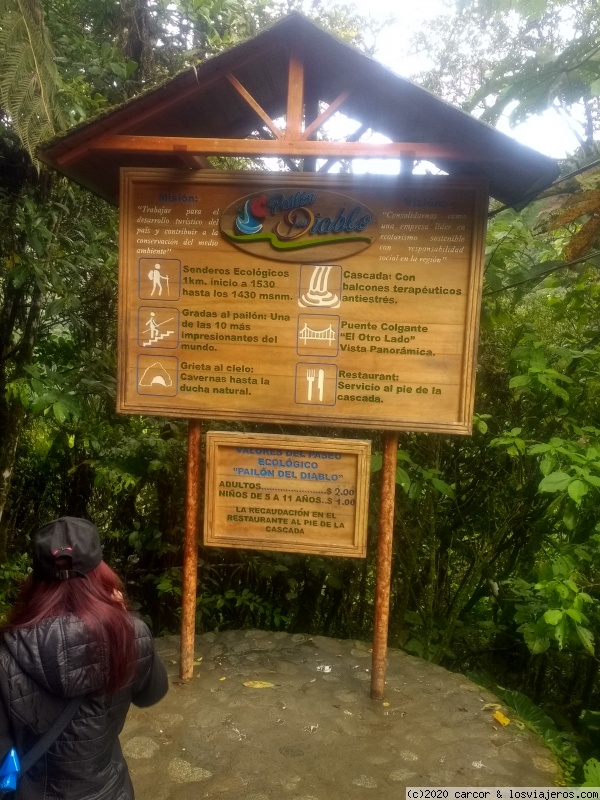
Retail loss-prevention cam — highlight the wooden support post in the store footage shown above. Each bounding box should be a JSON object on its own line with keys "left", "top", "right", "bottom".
{"left": 179, "top": 419, "right": 202, "bottom": 680}
{"left": 370, "top": 430, "right": 398, "bottom": 700}
{"left": 303, "top": 85, "right": 319, "bottom": 173}
{"left": 286, "top": 51, "right": 304, "bottom": 140}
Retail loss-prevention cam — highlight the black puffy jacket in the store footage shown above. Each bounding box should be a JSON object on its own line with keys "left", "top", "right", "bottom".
{"left": 0, "top": 614, "right": 168, "bottom": 799}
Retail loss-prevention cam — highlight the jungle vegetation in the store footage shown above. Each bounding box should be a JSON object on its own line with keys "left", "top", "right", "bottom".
{"left": 0, "top": 0, "right": 599, "bottom": 784}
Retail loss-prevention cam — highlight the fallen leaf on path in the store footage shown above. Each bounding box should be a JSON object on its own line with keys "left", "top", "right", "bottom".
{"left": 492, "top": 710, "right": 510, "bottom": 726}
{"left": 303, "top": 724, "right": 319, "bottom": 733}
{"left": 243, "top": 680, "right": 276, "bottom": 689}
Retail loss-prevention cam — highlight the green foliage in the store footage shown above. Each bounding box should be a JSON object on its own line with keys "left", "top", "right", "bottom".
{"left": 198, "top": 587, "right": 291, "bottom": 631}
{"left": 372, "top": 447, "right": 455, "bottom": 498}
{"left": 528, "top": 434, "right": 600, "bottom": 505}
{"left": 0, "top": 0, "right": 70, "bottom": 161}
{"left": 0, "top": 553, "right": 30, "bottom": 622}
{"left": 508, "top": 542, "right": 599, "bottom": 656}
{"left": 583, "top": 758, "right": 600, "bottom": 787}
{"left": 478, "top": 680, "right": 579, "bottom": 780}
{"left": 154, "top": 568, "right": 182, "bottom": 600}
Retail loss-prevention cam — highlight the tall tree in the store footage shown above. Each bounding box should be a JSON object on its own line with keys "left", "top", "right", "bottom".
{"left": 412, "top": 0, "right": 600, "bottom": 156}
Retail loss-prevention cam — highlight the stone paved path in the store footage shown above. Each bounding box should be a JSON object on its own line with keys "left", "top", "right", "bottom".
{"left": 123, "top": 630, "right": 561, "bottom": 799}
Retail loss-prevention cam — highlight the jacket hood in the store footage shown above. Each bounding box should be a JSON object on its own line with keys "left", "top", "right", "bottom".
{"left": 2, "top": 615, "right": 107, "bottom": 697}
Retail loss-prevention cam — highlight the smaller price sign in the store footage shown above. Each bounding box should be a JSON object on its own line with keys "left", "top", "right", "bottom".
{"left": 204, "top": 432, "right": 371, "bottom": 557}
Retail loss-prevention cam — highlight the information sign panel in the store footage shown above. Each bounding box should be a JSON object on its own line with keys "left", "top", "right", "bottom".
{"left": 119, "top": 170, "right": 487, "bottom": 433}
{"left": 204, "top": 433, "right": 371, "bottom": 557}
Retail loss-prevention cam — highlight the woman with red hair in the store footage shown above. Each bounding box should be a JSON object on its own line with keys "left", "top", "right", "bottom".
{"left": 0, "top": 516, "right": 168, "bottom": 799}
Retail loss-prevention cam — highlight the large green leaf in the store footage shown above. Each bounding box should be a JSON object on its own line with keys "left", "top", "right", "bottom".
{"left": 543, "top": 609, "right": 564, "bottom": 625}
{"left": 583, "top": 758, "right": 600, "bottom": 787}
{"left": 575, "top": 625, "right": 595, "bottom": 655}
{"left": 567, "top": 479, "right": 588, "bottom": 505}
{"left": 395, "top": 466, "right": 410, "bottom": 492}
{"left": 538, "top": 471, "right": 572, "bottom": 493}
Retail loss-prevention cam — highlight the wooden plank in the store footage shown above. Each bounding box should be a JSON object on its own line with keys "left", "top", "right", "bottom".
{"left": 204, "top": 433, "right": 371, "bottom": 557}
{"left": 91, "top": 134, "right": 491, "bottom": 161}
{"left": 303, "top": 85, "right": 320, "bottom": 172}
{"left": 253, "top": 131, "right": 301, "bottom": 171}
{"left": 317, "top": 123, "right": 370, "bottom": 173}
{"left": 117, "top": 169, "right": 488, "bottom": 434}
{"left": 226, "top": 73, "right": 283, "bottom": 140}
{"left": 285, "top": 52, "right": 304, "bottom": 140}
{"left": 303, "top": 90, "right": 351, "bottom": 140}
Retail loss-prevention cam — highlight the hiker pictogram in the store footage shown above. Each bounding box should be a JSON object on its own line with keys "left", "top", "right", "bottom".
{"left": 148, "top": 263, "right": 169, "bottom": 296}
{"left": 138, "top": 258, "right": 181, "bottom": 300}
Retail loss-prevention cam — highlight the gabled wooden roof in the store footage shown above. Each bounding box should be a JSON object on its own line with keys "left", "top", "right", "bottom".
{"left": 38, "top": 12, "right": 559, "bottom": 206}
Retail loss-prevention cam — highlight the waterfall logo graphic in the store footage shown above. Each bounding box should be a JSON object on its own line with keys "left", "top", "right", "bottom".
{"left": 298, "top": 264, "right": 341, "bottom": 309}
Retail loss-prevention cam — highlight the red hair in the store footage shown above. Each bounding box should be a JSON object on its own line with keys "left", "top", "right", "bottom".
{"left": 4, "top": 561, "right": 137, "bottom": 694}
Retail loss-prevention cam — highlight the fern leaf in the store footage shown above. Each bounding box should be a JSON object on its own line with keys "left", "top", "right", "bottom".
{"left": 563, "top": 214, "right": 600, "bottom": 262}
{"left": 0, "top": 0, "right": 69, "bottom": 164}
{"left": 548, "top": 190, "right": 600, "bottom": 229}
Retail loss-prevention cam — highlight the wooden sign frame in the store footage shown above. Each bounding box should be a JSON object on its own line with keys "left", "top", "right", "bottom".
{"left": 204, "top": 433, "right": 371, "bottom": 557}
{"left": 118, "top": 169, "right": 487, "bottom": 433}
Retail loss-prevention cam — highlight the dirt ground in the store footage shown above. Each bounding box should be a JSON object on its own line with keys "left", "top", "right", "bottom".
{"left": 122, "top": 630, "right": 561, "bottom": 799}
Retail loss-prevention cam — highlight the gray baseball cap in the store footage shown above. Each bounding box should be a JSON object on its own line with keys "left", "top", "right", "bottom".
{"left": 33, "top": 517, "right": 102, "bottom": 580}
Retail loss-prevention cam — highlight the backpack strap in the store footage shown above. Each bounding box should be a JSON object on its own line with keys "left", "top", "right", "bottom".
{"left": 20, "top": 697, "right": 82, "bottom": 774}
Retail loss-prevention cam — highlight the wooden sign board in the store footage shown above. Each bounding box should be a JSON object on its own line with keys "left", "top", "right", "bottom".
{"left": 118, "top": 169, "right": 487, "bottom": 433}
{"left": 204, "top": 433, "right": 371, "bottom": 557}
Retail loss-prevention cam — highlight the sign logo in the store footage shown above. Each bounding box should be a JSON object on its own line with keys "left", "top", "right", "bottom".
{"left": 220, "top": 188, "right": 378, "bottom": 263}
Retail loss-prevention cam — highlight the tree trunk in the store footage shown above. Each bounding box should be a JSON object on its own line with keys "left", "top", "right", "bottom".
{"left": 0, "top": 283, "right": 43, "bottom": 560}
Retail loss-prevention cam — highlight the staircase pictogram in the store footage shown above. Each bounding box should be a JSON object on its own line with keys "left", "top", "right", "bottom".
{"left": 143, "top": 328, "right": 175, "bottom": 346}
